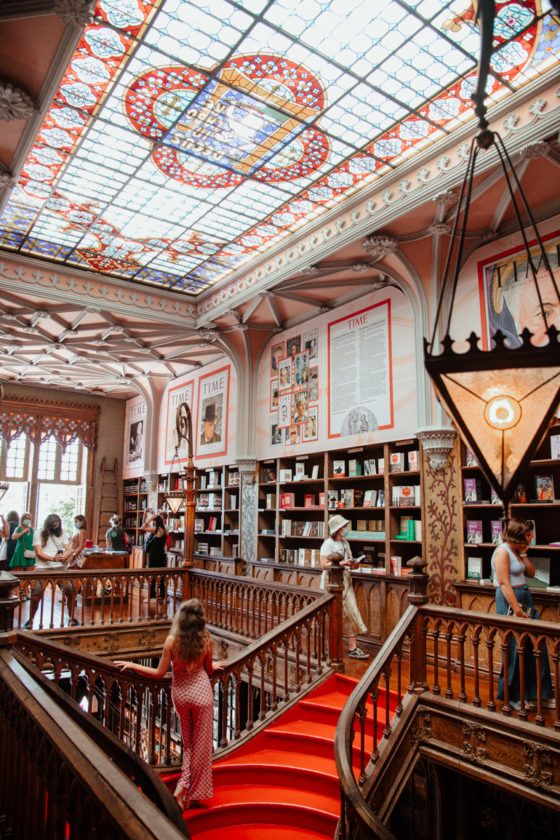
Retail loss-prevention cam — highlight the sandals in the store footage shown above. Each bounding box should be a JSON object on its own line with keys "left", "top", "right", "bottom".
{"left": 348, "top": 647, "right": 369, "bottom": 659}
{"left": 173, "top": 784, "right": 188, "bottom": 810}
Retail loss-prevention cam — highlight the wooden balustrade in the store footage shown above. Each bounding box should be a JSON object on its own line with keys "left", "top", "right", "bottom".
{"left": 0, "top": 642, "right": 188, "bottom": 840}
{"left": 15, "top": 589, "right": 339, "bottom": 767}
{"left": 335, "top": 604, "right": 560, "bottom": 839}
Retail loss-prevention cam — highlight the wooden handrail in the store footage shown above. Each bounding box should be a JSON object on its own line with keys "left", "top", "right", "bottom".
{"left": 0, "top": 645, "right": 188, "bottom": 839}
{"left": 16, "top": 590, "right": 340, "bottom": 764}
{"left": 334, "top": 604, "right": 560, "bottom": 839}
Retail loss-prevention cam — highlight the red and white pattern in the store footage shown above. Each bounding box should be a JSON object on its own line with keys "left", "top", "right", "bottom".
{"left": 171, "top": 661, "right": 214, "bottom": 801}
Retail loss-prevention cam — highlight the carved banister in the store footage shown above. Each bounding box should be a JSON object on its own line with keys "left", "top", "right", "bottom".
{"left": 0, "top": 646, "right": 188, "bottom": 839}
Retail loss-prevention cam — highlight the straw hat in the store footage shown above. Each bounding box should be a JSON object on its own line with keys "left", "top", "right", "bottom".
{"left": 328, "top": 514, "right": 350, "bottom": 536}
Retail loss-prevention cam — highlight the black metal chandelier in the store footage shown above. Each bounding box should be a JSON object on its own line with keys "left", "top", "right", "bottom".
{"left": 424, "top": 0, "right": 560, "bottom": 507}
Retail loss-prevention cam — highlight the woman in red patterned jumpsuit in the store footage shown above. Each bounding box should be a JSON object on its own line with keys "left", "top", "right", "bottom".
{"left": 115, "top": 599, "right": 224, "bottom": 809}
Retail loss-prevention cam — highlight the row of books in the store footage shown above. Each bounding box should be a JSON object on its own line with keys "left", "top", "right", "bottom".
{"left": 394, "top": 516, "right": 422, "bottom": 541}
{"left": 391, "top": 486, "right": 421, "bottom": 507}
{"left": 280, "top": 548, "right": 321, "bottom": 566}
{"left": 332, "top": 457, "right": 385, "bottom": 476}
{"left": 281, "top": 520, "right": 322, "bottom": 537}
{"left": 197, "top": 492, "right": 220, "bottom": 509}
{"left": 279, "top": 464, "right": 321, "bottom": 482}
{"left": 464, "top": 477, "right": 556, "bottom": 504}
{"left": 194, "top": 516, "right": 220, "bottom": 533}
{"left": 329, "top": 488, "right": 385, "bottom": 508}
{"left": 198, "top": 470, "right": 221, "bottom": 489}
{"left": 196, "top": 544, "right": 222, "bottom": 557}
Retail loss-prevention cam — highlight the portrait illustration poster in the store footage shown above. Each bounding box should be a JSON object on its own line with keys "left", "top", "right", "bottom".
{"left": 478, "top": 230, "right": 560, "bottom": 349}
{"left": 196, "top": 364, "right": 230, "bottom": 459}
{"left": 328, "top": 299, "right": 394, "bottom": 438}
{"left": 164, "top": 379, "right": 195, "bottom": 465}
{"left": 269, "top": 328, "right": 321, "bottom": 447}
{"left": 123, "top": 395, "right": 146, "bottom": 478}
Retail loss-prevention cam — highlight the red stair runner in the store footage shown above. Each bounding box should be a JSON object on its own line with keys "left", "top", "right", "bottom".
{"left": 164, "top": 673, "right": 397, "bottom": 839}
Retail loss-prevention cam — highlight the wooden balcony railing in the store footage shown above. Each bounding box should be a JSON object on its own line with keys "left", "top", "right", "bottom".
{"left": 335, "top": 604, "right": 560, "bottom": 840}
{"left": 16, "top": 587, "right": 339, "bottom": 766}
{"left": 0, "top": 641, "right": 188, "bottom": 840}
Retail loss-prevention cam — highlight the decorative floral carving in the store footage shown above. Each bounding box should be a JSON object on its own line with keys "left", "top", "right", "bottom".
{"left": 410, "top": 710, "right": 432, "bottom": 743}
{"left": 523, "top": 742, "right": 552, "bottom": 790}
{"left": 361, "top": 234, "right": 399, "bottom": 260}
{"left": 417, "top": 427, "right": 456, "bottom": 471}
{"left": 240, "top": 470, "right": 258, "bottom": 567}
{"left": 462, "top": 722, "right": 488, "bottom": 764}
{"left": 424, "top": 441, "right": 461, "bottom": 606}
{"left": 428, "top": 222, "right": 451, "bottom": 236}
{"left": 0, "top": 399, "right": 98, "bottom": 450}
{"left": 0, "top": 81, "right": 34, "bottom": 121}
{"left": 53, "top": 0, "right": 95, "bottom": 26}
{"left": 519, "top": 140, "right": 550, "bottom": 159}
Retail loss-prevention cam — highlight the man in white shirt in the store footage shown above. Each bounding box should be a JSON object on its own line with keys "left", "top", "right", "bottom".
{"left": 25, "top": 514, "right": 78, "bottom": 629}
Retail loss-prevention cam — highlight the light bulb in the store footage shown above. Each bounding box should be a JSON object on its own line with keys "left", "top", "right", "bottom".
{"left": 484, "top": 394, "right": 521, "bottom": 430}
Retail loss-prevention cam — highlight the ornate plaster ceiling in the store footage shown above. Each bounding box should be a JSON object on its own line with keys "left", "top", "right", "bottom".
{"left": 0, "top": 0, "right": 558, "bottom": 297}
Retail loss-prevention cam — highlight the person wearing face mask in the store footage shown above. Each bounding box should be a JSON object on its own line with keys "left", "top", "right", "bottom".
{"left": 69, "top": 514, "right": 88, "bottom": 569}
{"left": 0, "top": 511, "right": 20, "bottom": 571}
{"left": 26, "top": 513, "right": 78, "bottom": 629}
{"left": 9, "top": 512, "right": 36, "bottom": 577}
{"left": 320, "top": 514, "right": 369, "bottom": 659}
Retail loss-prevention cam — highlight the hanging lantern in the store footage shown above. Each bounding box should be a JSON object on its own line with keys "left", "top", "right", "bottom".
{"left": 424, "top": 0, "right": 560, "bottom": 506}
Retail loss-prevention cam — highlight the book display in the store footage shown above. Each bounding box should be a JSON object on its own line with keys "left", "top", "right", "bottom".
{"left": 157, "top": 472, "right": 185, "bottom": 565}
{"left": 460, "top": 417, "right": 560, "bottom": 587}
{"left": 256, "top": 438, "right": 423, "bottom": 576}
{"left": 122, "top": 477, "right": 148, "bottom": 547}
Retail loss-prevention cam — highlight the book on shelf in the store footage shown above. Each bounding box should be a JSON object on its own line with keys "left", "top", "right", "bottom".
{"left": 197, "top": 542, "right": 209, "bottom": 555}
{"left": 377, "top": 489, "right": 385, "bottom": 507}
{"left": 527, "top": 519, "right": 536, "bottom": 545}
{"left": 228, "top": 471, "right": 240, "bottom": 486}
{"left": 466, "top": 556, "right": 483, "bottom": 580}
{"left": 363, "top": 458, "right": 376, "bottom": 475}
{"left": 232, "top": 543, "right": 239, "bottom": 558}
{"left": 551, "top": 434, "right": 560, "bottom": 460}
{"left": 389, "top": 452, "right": 404, "bottom": 473}
{"left": 311, "top": 464, "right": 320, "bottom": 480}
{"left": 363, "top": 489, "right": 377, "bottom": 508}
{"left": 281, "top": 519, "right": 292, "bottom": 536}
{"left": 194, "top": 518, "right": 204, "bottom": 534}
{"left": 348, "top": 459, "right": 362, "bottom": 477}
{"left": 463, "top": 478, "right": 481, "bottom": 503}
{"left": 466, "top": 520, "right": 483, "bottom": 545}
{"left": 198, "top": 493, "right": 209, "bottom": 508}
{"left": 414, "top": 520, "right": 422, "bottom": 541}
{"left": 207, "top": 469, "right": 218, "bottom": 487}
{"left": 333, "top": 460, "right": 345, "bottom": 476}
{"left": 378, "top": 457, "right": 385, "bottom": 474}
{"left": 209, "top": 546, "right": 221, "bottom": 558}
{"left": 294, "top": 463, "right": 307, "bottom": 480}
{"left": 391, "top": 486, "right": 416, "bottom": 507}
{"left": 229, "top": 496, "right": 237, "bottom": 510}
{"left": 279, "top": 492, "right": 295, "bottom": 509}
{"left": 266, "top": 493, "right": 276, "bottom": 508}
{"left": 514, "top": 482, "right": 528, "bottom": 503}
{"left": 264, "top": 467, "right": 276, "bottom": 483}
{"left": 390, "top": 555, "right": 402, "bottom": 576}
{"left": 328, "top": 490, "right": 338, "bottom": 508}
{"left": 341, "top": 488, "right": 354, "bottom": 508}
{"left": 304, "top": 494, "right": 316, "bottom": 508}
{"left": 208, "top": 516, "right": 218, "bottom": 531}
{"left": 490, "top": 487, "right": 501, "bottom": 506}
{"left": 490, "top": 520, "right": 503, "bottom": 545}
{"left": 353, "top": 488, "right": 364, "bottom": 508}
{"left": 407, "top": 450, "right": 419, "bottom": 471}
{"left": 535, "top": 475, "right": 554, "bottom": 502}
{"left": 208, "top": 492, "right": 218, "bottom": 509}
{"left": 319, "top": 492, "right": 326, "bottom": 508}
{"left": 279, "top": 468, "right": 293, "bottom": 482}
{"left": 465, "top": 448, "right": 478, "bottom": 467}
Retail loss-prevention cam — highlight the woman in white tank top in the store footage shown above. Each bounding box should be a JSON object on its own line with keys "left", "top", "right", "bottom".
{"left": 492, "top": 518, "right": 554, "bottom": 710}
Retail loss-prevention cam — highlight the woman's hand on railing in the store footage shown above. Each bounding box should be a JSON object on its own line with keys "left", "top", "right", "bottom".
{"left": 212, "top": 660, "right": 227, "bottom": 671}
{"left": 114, "top": 660, "right": 133, "bottom": 672}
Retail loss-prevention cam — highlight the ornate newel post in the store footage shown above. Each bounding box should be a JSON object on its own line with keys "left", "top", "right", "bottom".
{"left": 407, "top": 556, "right": 429, "bottom": 694}
{"left": 237, "top": 457, "right": 258, "bottom": 572}
{"left": 406, "top": 556, "right": 429, "bottom": 606}
{"left": 326, "top": 560, "right": 345, "bottom": 673}
{"left": 0, "top": 571, "right": 19, "bottom": 632}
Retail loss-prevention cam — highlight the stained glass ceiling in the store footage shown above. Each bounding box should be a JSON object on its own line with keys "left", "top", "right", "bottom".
{"left": 0, "top": 0, "right": 557, "bottom": 295}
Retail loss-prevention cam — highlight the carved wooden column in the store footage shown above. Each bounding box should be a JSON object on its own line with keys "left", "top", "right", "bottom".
{"left": 237, "top": 458, "right": 258, "bottom": 572}
{"left": 0, "top": 571, "right": 19, "bottom": 632}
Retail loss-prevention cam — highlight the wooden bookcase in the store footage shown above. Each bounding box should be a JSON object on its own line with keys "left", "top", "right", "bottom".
{"left": 157, "top": 472, "right": 184, "bottom": 566}
{"left": 122, "top": 477, "right": 148, "bottom": 548}
{"left": 256, "top": 437, "right": 423, "bottom": 579}
{"left": 461, "top": 418, "right": 560, "bottom": 587}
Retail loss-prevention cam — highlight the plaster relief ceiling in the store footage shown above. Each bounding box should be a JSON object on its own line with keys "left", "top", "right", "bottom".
{"left": 0, "top": 289, "right": 223, "bottom": 397}
{"left": 0, "top": 0, "right": 558, "bottom": 298}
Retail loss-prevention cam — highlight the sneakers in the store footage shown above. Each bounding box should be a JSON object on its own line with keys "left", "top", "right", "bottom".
{"left": 68, "top": 618, "right": 81, "bottom": 627}
{"left": 348, "top": 647, "right": 369, "bottom": 659}
{"left": 22, "top": 619, "right": 33, "bottom": 630}
{"left": 508, "top": 699, "right": 521, "bottom": 710}
{"left": 508, "top": 698, "right": 555, "bottom": 711}
{"left": 542, "top": 698, "right": 556, "bottom": 709}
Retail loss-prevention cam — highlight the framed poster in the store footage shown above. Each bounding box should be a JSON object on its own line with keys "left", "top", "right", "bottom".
{"left": 328, "top": 299, "right": 394, "bottom": 438}
{"left": 478, "top": 230, "right": 560, "bottom": 349}
{"left": 164, "top": 379, "right": 195, "bottom": 465}
{"left": 123, "top": 396, "right": 146, "bottom": 478}
{"left": 196, "top": 364, "right": 230, "bottom": 459}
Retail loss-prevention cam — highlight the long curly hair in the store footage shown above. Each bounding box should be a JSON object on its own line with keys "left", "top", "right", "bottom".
{"left": 41, "top": 513, "right": 62, "bottom": 546}
{"left": 171, "top": 599, "right": 210, "bottom": 665}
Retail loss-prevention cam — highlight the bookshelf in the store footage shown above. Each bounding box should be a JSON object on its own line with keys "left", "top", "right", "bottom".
{"left": 122, "top": 477, "right": 148, "bottom": 547}
{"left": 460, "top": 418, "right": 560, "bottom": 588}
{"left": 157, "top": 472, "right": 185, "bottom": 565}
{"left": 255, "top": 438, "right": 423, "bottom": 579}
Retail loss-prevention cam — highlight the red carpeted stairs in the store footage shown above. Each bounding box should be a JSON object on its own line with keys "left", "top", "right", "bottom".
{"left": 164, "top": 673, "right": 398, "bottom": 839}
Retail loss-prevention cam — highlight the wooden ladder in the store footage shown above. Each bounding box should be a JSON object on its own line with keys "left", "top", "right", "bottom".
{"left": 95, "top": 457, "right": 119, "bottom": 546}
